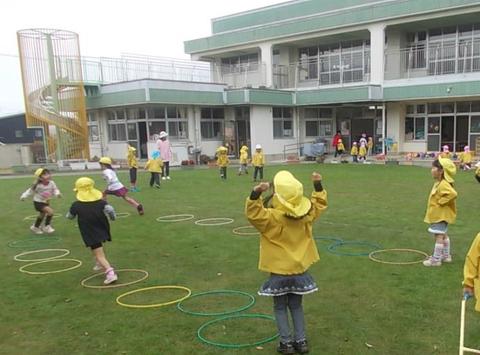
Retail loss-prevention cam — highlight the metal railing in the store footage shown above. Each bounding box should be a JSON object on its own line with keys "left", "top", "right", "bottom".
{"left": 211, "top": 62, "right": 266, "bottom": 88}
{"left": 273, "top": 51, "right": 371, "bottom": 89}
{"left": 385, "top": 41, "right": 480, "bottom": 80}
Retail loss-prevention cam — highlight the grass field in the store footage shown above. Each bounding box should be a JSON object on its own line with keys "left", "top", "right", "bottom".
{"left": 1, "top": 163, "right": 479, "bottom": 355}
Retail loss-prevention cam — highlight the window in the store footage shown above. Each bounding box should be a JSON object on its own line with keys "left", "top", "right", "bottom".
{"left": 147, "top": 106, "right": 188, "bottom": 140}
{"left": 273, "top": 107, "right": 293, "bottom": 138}
{"left": 201, "top": 108, "right": 224, "bottom": 140}
{"left": 88, "top": 111, "right": 99, "bottom": 142}
{"left": 404, "top": 117, "right": 425, "bottom": 140}
{"left": 305, "top": 121, "right": 318, "bottom": 137}
{"left": 221, "top": 53, "right": 259, "bottom": 73}
{"left": 127, "top": 108, "right": 146, "bottom": 120}
{"left": 303, "top": 108, "right": 333, "bottom": 137}
{"left": 148, "top": 121, "right": 166, "bottom": 140}
{"left": 108, "top": 124, "right": 126, "bottom": 141}
{"left": 15, "top": 130, "right": 24, "bottom": 138}
{"left": 88, "top": 125, "right": 99, "bottom": 142}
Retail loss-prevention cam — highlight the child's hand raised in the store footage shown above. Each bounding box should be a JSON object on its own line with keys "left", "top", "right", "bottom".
{"left": 311, "top": 172, "right": 322, "bottom": 181}
{"left": 254, "top": 182, "right": 270, "bottom": 193}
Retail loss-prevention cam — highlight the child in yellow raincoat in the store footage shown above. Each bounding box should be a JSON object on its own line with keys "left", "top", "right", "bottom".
{"left": 476, "top": 161, "right": 480, "bottom": 183}
{"left": 252, "top": 144, "right": 265, "bottom": 182}
{"left": 144, "top": 151, "right": 164, "bottom": 189}
{"left": 358, "top": 141, "right": 367, "bottom": 162}
{"left": 459, "top": 146, "right": 473, "bottom": 171}
{"left": 238, "top": 145, "right": 249, "bottom": 176}
{"left": 245, "top": 170, "right": 327, "bottom": 354}
{"left": 350, "top": 142, "right": 358, "bottom": 163}
{"left": 463, "top": 232, "right": 480, "bottom": 310}
{"left": 423, "top": 158, "right": 457, "bottom": 267}
{"left": 127, "top": 145, "right": 139, "bottom": 192}
{"left": 216, "top": 146, "right": 229, "bottom": 180}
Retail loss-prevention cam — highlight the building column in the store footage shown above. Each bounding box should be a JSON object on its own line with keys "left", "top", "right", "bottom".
{"left": 260, "top": 43, "right": 273, "bottom": 87}
{"left": 369, "top": 24, "right": 386, "bottom": 85}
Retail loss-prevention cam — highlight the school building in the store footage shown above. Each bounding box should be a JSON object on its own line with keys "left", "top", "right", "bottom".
{"left": 77, "top": 0, "right": 480, "bottom": 161}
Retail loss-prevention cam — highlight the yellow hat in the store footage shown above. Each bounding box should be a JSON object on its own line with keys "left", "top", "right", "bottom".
{"left": 438, "top": 157, "right": 456, "bottom": 183}
{"left": 240, "top": 145, "right": 248, "bottom": 152}
{"left": 99, "top": 157, "right": 112, "bottom": 165}
{"left": 218, "top": 146, "right": 228, "bottom": 153}
{"left": 128, "top": 145, "right": 136, "bottom": 152}
{"left": 74, "top": 177, "right": 103, "bottom": 202}
{"left": 272, "top": 171, "right": 311, "bottom": 218}
{"left": 34, "top": 168, "right": 45, "bottom": 177}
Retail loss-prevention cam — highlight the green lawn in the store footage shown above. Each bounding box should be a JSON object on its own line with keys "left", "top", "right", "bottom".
{"left": 1, "top": 164, "right": 479, "bottom": 355}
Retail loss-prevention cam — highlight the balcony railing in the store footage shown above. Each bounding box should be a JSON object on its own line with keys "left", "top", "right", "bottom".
{"left": 273, "top": 51, "right": 371, "bottom": 89}
{"left": 211, "top": 62, "right": 267, "bottom": 88}
{"left": 385, "top": 41, "right": 480, "bottom": 80}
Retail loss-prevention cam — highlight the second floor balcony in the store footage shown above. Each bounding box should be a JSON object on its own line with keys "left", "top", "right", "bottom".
{"left": 385, "top": 41, "right": 480, "bottom": 80}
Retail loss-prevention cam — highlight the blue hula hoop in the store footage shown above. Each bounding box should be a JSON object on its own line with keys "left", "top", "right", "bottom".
{"left": 314, "top": 236, "right": 343, "bottom": 249}
{"left": 327, "top": 240, "right": 382, "bottom": 256}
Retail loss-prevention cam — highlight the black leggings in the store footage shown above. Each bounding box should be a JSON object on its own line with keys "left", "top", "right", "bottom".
{"left": 254, "top": 166, "right": 264, "bottom": 180}
{"left": 150, "top": 172, "right": 160, "bottom": 186}
{"left": 162, "top": 161, "right": 170, "bottom": 177}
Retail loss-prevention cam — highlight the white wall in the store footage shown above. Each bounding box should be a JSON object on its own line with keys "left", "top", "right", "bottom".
{"left": 386, "top": 102, "right": 427, "bottom": 153}
{"left": 0, "top": 144, "right": 26, "bottom": 168}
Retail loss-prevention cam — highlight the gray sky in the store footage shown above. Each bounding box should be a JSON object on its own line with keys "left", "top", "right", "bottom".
{"left": 0, "top": 0, "right": 282, "bottom": 115}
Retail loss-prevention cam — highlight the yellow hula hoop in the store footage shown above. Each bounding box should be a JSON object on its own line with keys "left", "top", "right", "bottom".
{"left": 116, "top": 212, "right": 131, "bottom": 218}
{"left": 368, "top": 248, "right": 429, "bottom": 265}
{"left": 19, "top": 258, "right": 83, "bottom": 275}
{"left": 14, "top": 248, "right": 70, "bottom": 262}
{"left": 232, "top": 226, "right": 260, "bottom": 236}
{"left": 81, "top": 269, "right": 149, "bottom": 289}
{"left": 23, "top": 213, "right": 61, "bottom": 221}
{"left": 116, "top": 285, "right": 192, "bottom": 309}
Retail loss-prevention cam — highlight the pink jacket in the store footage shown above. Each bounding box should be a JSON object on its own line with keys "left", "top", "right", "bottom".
{"left": 157, "top": 139, "right": 172, "bottom": 162}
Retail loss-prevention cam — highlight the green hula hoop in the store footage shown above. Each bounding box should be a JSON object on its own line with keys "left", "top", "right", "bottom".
{"left": 7, "top": 237, "right": 62, "bottom": 249}
{"left": 197, "top": 313, "right": 279, "bottom": 349}
{"left": 177, "top": 289, "right": 255, "bottom": 316}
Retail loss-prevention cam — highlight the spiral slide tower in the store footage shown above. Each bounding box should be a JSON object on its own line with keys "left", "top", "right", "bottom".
{"left": 17, "top": 29, "right": 89, "bottom": 162}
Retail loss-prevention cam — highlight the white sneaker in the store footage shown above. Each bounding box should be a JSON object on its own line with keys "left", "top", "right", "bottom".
{"left": 162, "top": 177, "right": 166, "bottom": 180}
{"left": 166, "top": 176, "right": 171, "bottom": 180}
{"left": 442, "top": 255, "right": 452, "bottom": 263}
{"left": 30, "top": 225, "right": 43, "bottom": 234}
{"left": 104, "top": 271, "right": 118, "bottom": 285}
{"left": 93, "top": 263, "right": 103, "bottom": 272}
{"left": 423, "top": 257, "right": 442, "bottom": 267}
{"left": 42, "top": 225, "right": 55, "bottom": 234}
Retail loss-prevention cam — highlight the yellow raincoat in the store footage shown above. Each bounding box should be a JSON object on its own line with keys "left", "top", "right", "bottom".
{"left": 463, "top": 233, "right": 480, "bottom": 311}
{"left": 424, "top": 179, "right": 457, "bottom": 224}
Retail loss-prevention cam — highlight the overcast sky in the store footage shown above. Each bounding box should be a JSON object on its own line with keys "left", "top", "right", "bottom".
{"left": 0, "top": 0, "right": 283, "bottom": 115}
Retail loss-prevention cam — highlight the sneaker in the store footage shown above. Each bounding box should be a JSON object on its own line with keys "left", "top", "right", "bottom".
{"left": 154, "top": 184, "right": 160, "bottom": 189}
{"left": 293, "top": 340, "right": 309, "bottom": 354}
{"left": 166, "top": 176, "right": 171, "bottom": 180}
{"left": 442, "top": 255, "right": 452, "bottom": 263}
{"left": 93, "top": 263, "right": 103, "bottom": 272}
{"left": 277, "top": 341, "right": 295, "bottom": 354}
{"left": 42, "top": 225, "right": 55, "bottom": 234}
{"left": 162, "top": 177, "right": 166, "bottom": 180}
{"left": 137, "top": 204, "right": 144, "bottom": 215}
{"left": 104, "top": 270, "right": 118, "bottom": 285}
{"left": 423, "top": 256, "right": 442, "bottom": 267}
{"left": 30, "top": 225, "right": 43, "bottom": 234}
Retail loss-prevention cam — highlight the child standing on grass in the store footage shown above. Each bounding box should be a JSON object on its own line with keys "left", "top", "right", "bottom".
{"left": 216, "top": 146, "right": 229, "bottom": 180}
{"left": 157, "top": 131, "right": 172, "bottom": 180}
{"left": 99, "top": 157, "right": 144, "bottom": 215}
{"left": 463, "top": 232, "right": 480, "bottom": 308}
{"left": 335, "top": 139, "right": 345, "bottom": 160}
{"left": 20, "top": 168, "right": 61, "bottom": 234}
{"left": 238, "top": 144, "right": 249, "bottom": 175}
{"left": 145, "top": 151, "right": 163, "bottom": 188}
{"left": 459, "top": 146, "right": 473, "bottom": 171}
{"left": 252, "top": 144, "right": 265, "bottom": 182}
{"left": 358, "top": 141, "right": 367, "bottom": 162}
{"left": 367, "top": 136, "right": 374, "bottom": 156}
{"left": 246, "top": 170, "right": 328, "bottom": 354}
{"left": 127, "top": 145, "right": 139, "bottom": 192}
{"left": 423, "top": 158, "right": 457, "bottom": 267}
{"left": 350, "top": 142, "right": 358, "bottom": 163}
{"left": 67, "top": 177, "right": 118, "bottom": 285}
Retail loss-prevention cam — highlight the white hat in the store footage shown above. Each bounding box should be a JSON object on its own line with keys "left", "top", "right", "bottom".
{"left": 255, "top": 144, "right": 262, "bottom": 150}
{"left": 159, "top": 131, "right": 168, "bottom": 139}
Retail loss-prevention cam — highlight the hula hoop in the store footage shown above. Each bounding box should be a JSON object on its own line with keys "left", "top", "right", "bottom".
{"left": 314, "top": 236, "right": 343, "bottom": 243}
{"left": 116, "top": 212, "right": 130, "bottom": 218}
{"left": 156, "top": 214, "right": 194, "bottom": 223}
{"left": 195, "top": 218, "right": 234, "bottom": 226}
{"left": 327, "top": 241, "right": 382, "bottom": 256}
{"left": 197, "top": 313, "right": 279, "bottom": 349}
{"left": 116, "top": 285, "right": 192, "bottom": 308}
{"left": 177, "top": 290, "right": 255, "bottom": 316}
{"left": 81, "top": 269, "right": 149, "bottom": 289}
{"left": 19, "top": 258, "right": 83, "bottom": 275}
{"left": 368, "top": 248, "right": 429, "bottom": 265}
{"left": 232, "top": 226, "right": 259, "bottom": 236}
{"left": 23, "top": 213, "right": 61, "bottom": 221}
{"left": 7, "top": 236, "right": 62, "bottom": 249}
{"left": 14, "top": 248, "right": 70, "bottom": 262}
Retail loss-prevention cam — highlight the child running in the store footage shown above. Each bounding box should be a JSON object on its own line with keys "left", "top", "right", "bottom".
{"left": 127, "top": 145, "right": 139, "bottom": 191}
{"left": 145, "top": 151, "right": 163, "bottom": 188}
{"left": 99, "top": 157, "right": 144, "bottom": 215}
{"left": 423, "top": 158, "right": 457, "bottom": 267}
{"left": 463, "top": 232, "right": 480, "bottom": 308}
{"left": 238, "top": 144, "right": 249, "bottom": 176}
{"left": 20, "top": 168, "right": 61, "bottom": 234}
{"left": 252, "top": 144, "right": 265, "bottom": 182}
{"left": 245, "top": 170, "right": 328, "bottom": 354}
{"left": 67, "top": 177, "right": 118, "bottom": 284}
{"left": 216, "top": 146, "right": 229, "bottom": 180}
